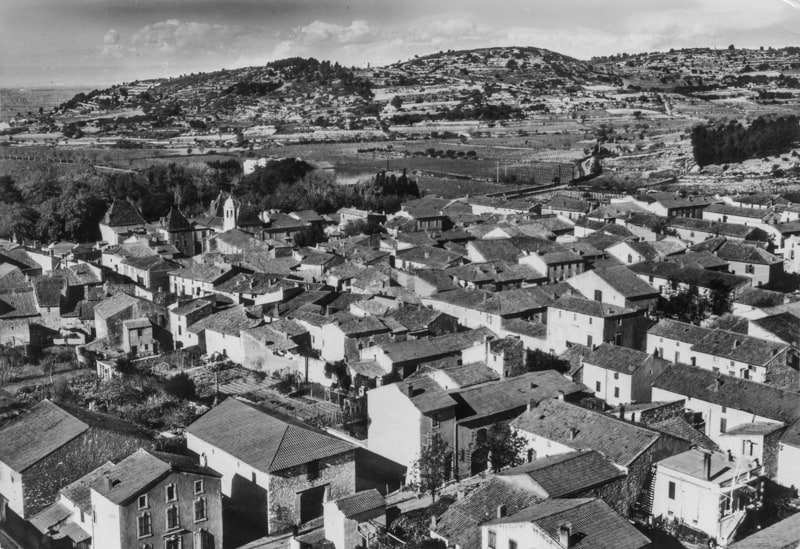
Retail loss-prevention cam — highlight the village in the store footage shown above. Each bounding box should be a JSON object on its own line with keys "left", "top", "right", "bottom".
{"left": 0, "top": 141, "right": 800, "bottom": 549}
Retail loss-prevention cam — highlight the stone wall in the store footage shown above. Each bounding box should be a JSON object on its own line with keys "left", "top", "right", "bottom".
{"left": 763, "top": 428, "right": 783, "bottom": 479}
{"left": 267, "top": 450, "right": 356, "bottom": 534}
{"left": 637, "top": 400, "right": 687, "bottom": 426}
{"left": 574, "top": 476, "right": 628, "bottom": 517}
{"left": 623, "top": 433, "right": 690, "bottom": 516}
{"left": 22, "top": 427, "right": 152, "bottom": 517}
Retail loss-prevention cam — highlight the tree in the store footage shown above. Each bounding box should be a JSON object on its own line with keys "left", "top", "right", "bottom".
{"left": 475, "top": 423, "right": 527, "bottom": 473}
{"left": 527, "top": 349, "right": 570, "bottom": 373}
{"left": 411, "top": 433, "right": 451, "bottom": 501}
{"left": 391, "top": 95, "right": 403, "bottom": 109}
{"left": 0, "top": 345, "right": 23, "bottom": 388}
{"left": 164, "top": 372, "right": 197, "bottom": 400}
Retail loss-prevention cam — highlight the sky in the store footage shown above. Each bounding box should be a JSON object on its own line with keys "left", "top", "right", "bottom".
{"left": 3, "top": 0, "right": 800, "bottom": 88}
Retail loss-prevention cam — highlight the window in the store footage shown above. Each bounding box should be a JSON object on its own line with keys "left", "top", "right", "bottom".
{"left": 138, "top": 495, "right": 149, "bottom": 510}
{"left": 614, "top": 387, "right": 620, "bottom": 398}
{"left": 627, "top": 254, "right": 633, "bottom": 264}
{"left": 165, "top": 537, "right": 183, "bottom": 549}
{"left": 488, "top": 531, "right": 496, "bottom": 549}
{"left": 595, "top": 381, "right": 601, "bottom": 392}
{"left": 166, "top": 505, "right": 180, "bottom": 530}
{"left": 668, "top": 481, "right": 676, "bottom": 500}
{"left": 594, "top": 290, "right": 603, "bottom": 302}
{"left": 613, "top": 372, "right": 619, "bottom": 380}
{"left": 194, "top": 480, "right": 204, "bottom": 495}
{"left": 194, "top": 531, "right": 210, "bottom": 549}
{"left": 527, "top": 449, "right": 535, "bottom": 462}
{"left": 745, "top": 264, "right": 755, "bottom": 274}
{"left": 720, "top": 418, "right": 727, "bottom": 433}
{"left": 251, "top": 472, "right": 257, "bottom": 483}
{"left": 509, "top": 540, "right": 517, "bottom": 549}
{"left": 431, "top": 414, "right": 440, "bottom": 428}
{"left": 194, "top": 497, "right": 207, "bottom": 522}
{"left": 137, "top": 512, "right": 152, "bottom": 538}
{"left": 166, "top": 483, "right": 177, "bottom": 502}
{"left": 617, "top": 318, "right": 623, "bottom": 326}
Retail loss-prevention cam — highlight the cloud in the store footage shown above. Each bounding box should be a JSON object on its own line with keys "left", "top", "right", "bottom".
{"left": 130, "top": 19, "right": 237, "bottom": 54}
{"left": 100, "top": 29, "right": 124, "bottom": 57}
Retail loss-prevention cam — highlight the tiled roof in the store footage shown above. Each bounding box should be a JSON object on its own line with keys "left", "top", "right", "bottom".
{"left": 583, "top": 343, "right": 664, "bottom": 375}
{"left": 378, "top": 327, "right": 496, "bottom": 364}
{"left": 647, "top": 319, "right": 714, "bottom": 344}
{"left": 396, "top": 246, "right": 464, "bottom": 269}
{"left": 188, "top": 305, "right": 261, "bottom": 337}
{"left": 187, "top": 398, "right": 355, "bottom": 473}
{"left": 628, "top": 261, "right": 751, "bottom": 291}
{"left": 92, "top": 449, "right": 220, "bottom": 505}
{"left": 734, "top": 287, "right": 790, "bottom": 308}
{"left": 33, "top": 276, "right": 65, "bottom": 308}
{"left": 511, "top": 399, "right": 661, "bottom": 467}
{"left": 691, "top": 329, "right": 788, "bottom": 366}
{"left": 454, "top": 371, "right": 585, "bottom": 420}
{"left": 387, "top": 305, "right": 446, "bottom": 332}
{"left": 214, "top": 272, "right": 281, "bottom": 295}
{"left": 653, "top": 364, "right": 800, "bottom": 424}
{"left": 438, "top": 362, "right": 500, "bottom": 388}
{"left": 0, "top": 289, "right": 38, "bottom": 318}
{"left": 714, "top": 242, "right": 781, "bottom": 265}
{"left": 93, "top": 292, "right": 140, "bottom": 319}
{"left": 170, "top": 262, "right": 234, "bottom": 283}
{"left": 0, "top": 400, "right": 147, "bottom": 472}
{"left": 332, "top": 489, "right": 384, "bottom": 518}
{"left": 728, "top": 512, "right": 800, "bottom": 548}
{"left": 58, "top": 461, "right": 116, "bottom": 512}
{"left": 122, "top": 255, "right": 180, "bottom": 272}
{"left": 705, "top": 203, "right": 767, "bottom": 218}
{"left": 649, "top": 416, "right": 719, "bottom": 451}
{"left": 500, "top": 450, "right": 624, "bottom": 497}
{"left": 550, "top": 295, "right": 636, "bottom": 318}
{"left": 102, "top": 199, "right": 146, "bottom": 227}
{"left": 433, "top": 477, "right": 540, "bottom": 549}
{"left": 485, "top": 498, "right": 651, "bottom": 549}
{"left": 750, "top": 313, "right": 800, "bottom": 345}
{"left": 162, "top": 207, "right": 192, "bottom": 231}
{"left": 585, "top": 266, "right": 659, "bottom": 299}
{"left": 395, "top": 376, "right": 458, "bottom": 413}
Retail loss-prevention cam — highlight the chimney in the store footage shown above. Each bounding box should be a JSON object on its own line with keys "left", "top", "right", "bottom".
{"left": 728, "top": 449, "right": 734, "bottom": 462}
{"left": 407, "top": 383, "right": 414, "bottom": 397}
{"left": 431, "top": 515, "right": 438, "bottom": 529}
{"left": 527, "top": 399, "right": 535, "bottom": 412}
{"left": 618, "top": 404, "right": 625, "bottom": 420}
{"left": 704, "top": 452, "right": 712, "bottom": 480}
{"left": 106, "top": 477, "right": 114, "bottom": 490}
{"left": 558, "top": 522, "right": 572, "bottom": 548}
{"left": 496, "top": 504, "right": 506, "bottom": 518}
{"left": 557, "top": 390, "right": 565, "bottom": 401}
{"left": 569, "top": 427, "right": 578, "bottom": 440}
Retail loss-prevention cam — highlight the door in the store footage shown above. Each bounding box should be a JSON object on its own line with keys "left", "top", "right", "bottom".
{"left": 299, "top": 484, "right": 328, "bottom": 523}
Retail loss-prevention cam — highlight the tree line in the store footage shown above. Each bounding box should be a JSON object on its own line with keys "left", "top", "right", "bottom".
{"left": 691, "top": 114, "right": 800, "bottom": 166}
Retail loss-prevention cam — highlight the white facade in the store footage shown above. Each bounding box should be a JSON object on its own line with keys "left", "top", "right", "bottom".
{"left": 89, "top": 489, "right": 123, "bottom": 549}
{"left": 0, "top": 461, "right": 24, "bottom": 517}
{"left": 187, "top": 432, "right": 271, "bottom": 497}
{"left": 777, "top": 442, "right": 800, "bottom": 489}
{"left": 582, "top": 362, "right": 632, "bottom": 407}
{"left": 367, "top": 384, "right": 422, "bottom": 473}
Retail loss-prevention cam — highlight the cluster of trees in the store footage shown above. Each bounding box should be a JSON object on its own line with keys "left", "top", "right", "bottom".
{"left": 0, "top": 159, "right": 237, "bottom": 243}
{"left": 265, "top": 57, "right": 373, "bottom": 99}
{"left": 691, "top": 114, "right": 800, "bottom": 166}
{"left": 657, "top": 281, "right": 731, "bottom": 323}
{"left": 390, "top": 104, "right": 524, "bottom": 126}
{"left": 239, "top": 161, "right": 420, "bottom": 215}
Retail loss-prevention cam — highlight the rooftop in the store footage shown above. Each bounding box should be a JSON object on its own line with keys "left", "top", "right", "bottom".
{"left": 691, "top": 329, "right": 788, "bottom": 366}
{"left": 550, "top": 295, "right": 636, "bottom": 318}
{"left": 485, "top": 498, "right": 651, "bottom": 549}
{"left": 499, "top": 450, "right": 624, "bottom": 498}
{"left": 187, "top": 398, "right": 355, "bottom": 473}
{"left": 102, "top": 199, "right": 146, "bottom": 227}
{"left": 653, "top": 364, "right": 800, "bottom": 424}
{"left": 511, "top": 399, "right": 661, "bottom": 467}
{"left": 583, "top": 343, "right": 666, "bottom": 375}
{"left": 647, "top": 318, "right": 714, "bottom": 344}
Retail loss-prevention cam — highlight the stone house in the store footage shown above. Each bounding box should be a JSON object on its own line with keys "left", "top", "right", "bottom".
{"left": 186, "top": 398, "right": 357, "bottom": 535}
{"left": 581, "top": 343, "right": 671, "bottom": 407}
{"left": 0, "top": 400, "right": 151, "bottom": 520}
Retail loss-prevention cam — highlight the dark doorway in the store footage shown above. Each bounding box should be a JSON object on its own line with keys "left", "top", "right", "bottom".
{"left": 299, "top": 484, "right": 327, "bottom": 524}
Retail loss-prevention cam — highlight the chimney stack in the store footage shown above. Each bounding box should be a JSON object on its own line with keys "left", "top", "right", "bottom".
{"left": 407, "top": 383, "right": 414, "bottom": 397}
{"left": 106, "top": 477, "right": 114, "bottom": 490}
{"left": 557, "top": 390, "right": 565, "bottom": 401}
{"left": 558, "top": 522, "right": 572, "bottom": 548}
{"left": 569, "top": 427, "right": 578, "bottom": 440}
{"left": 430, "top": 515, "right": 438, "bottom": 529}
{"left": 496, "top": 504, "right": 506, "bottom": 518}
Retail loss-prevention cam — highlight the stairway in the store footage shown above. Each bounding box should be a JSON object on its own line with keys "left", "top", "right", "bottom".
{"left": 718, "top": 510, "right": 746, "bottom": 546}
{"left": 635, "top": 465, "right": 657, "bottom": 515}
